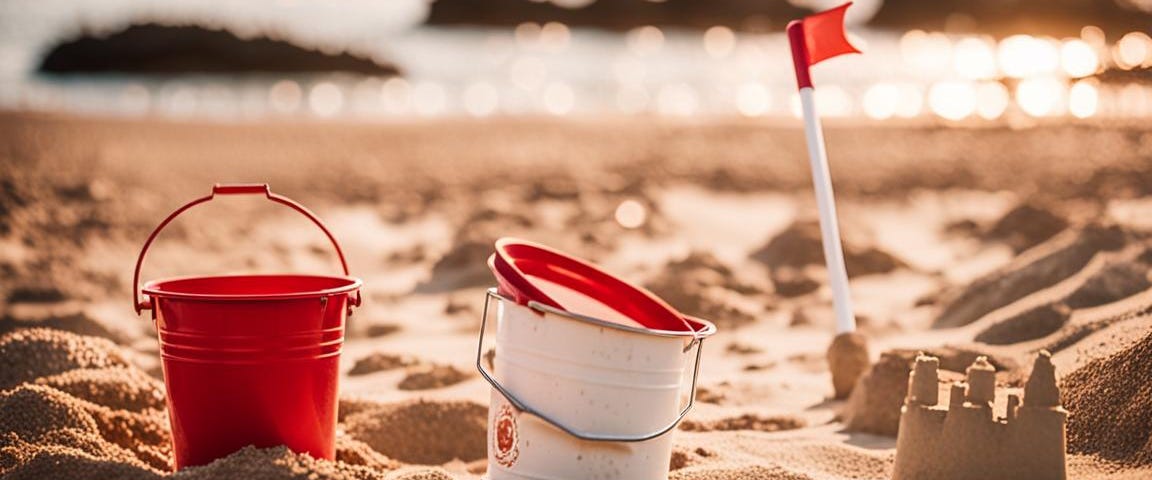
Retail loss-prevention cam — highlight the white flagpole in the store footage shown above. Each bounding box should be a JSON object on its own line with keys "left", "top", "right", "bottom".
{"left": 798, "top": 86, "right": 856, "bottom": 334}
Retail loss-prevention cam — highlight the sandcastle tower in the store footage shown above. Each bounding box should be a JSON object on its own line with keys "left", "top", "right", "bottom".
{"left": 892, "top": 351, "right": 1067, "bottom": 480}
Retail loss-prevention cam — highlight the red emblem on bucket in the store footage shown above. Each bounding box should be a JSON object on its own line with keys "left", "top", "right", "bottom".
{"left": 493, "top": 403, "right": 519, "bottom": 468}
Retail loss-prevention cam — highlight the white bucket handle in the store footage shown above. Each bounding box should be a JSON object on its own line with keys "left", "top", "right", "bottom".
{"left": 476, "top": 288, "right": 711, "bottom": 443}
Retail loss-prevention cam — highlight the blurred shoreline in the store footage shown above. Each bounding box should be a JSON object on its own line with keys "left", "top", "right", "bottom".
{"left": 5, "top": 109, "right": 1150, "bottom": 205}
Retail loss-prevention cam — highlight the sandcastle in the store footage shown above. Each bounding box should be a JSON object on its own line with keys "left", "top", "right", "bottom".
{"left": 892, "top": 351, "right": 1066, "bottom": 480}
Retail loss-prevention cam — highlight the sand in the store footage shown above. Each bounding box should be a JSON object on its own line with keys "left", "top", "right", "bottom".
{"left": 1062, "top": 330, "right": 1152, "bottom": 466}
{"left": 4, "top": 111, "right": 1152, "bottom": 479}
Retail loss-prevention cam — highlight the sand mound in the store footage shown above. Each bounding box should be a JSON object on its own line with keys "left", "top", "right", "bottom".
{"left": 1062, "top": 329, "right": 1152, "bottom": 465}
{"left": 679, "top": 413, "right": 806, "bottom": 433}
{"left": 1065, "top": 261, "right": 1152, "bottom": 309}
{"left": 751, "top": 222, "right": 826, "bottom": 270}
{"left": 974, "top": 302, "right": 1071, "bottom": 345}
{"left": 348, "top": 353, "right": 419, "bottom": 376}
{"left": 751, "top": 220, "right": 904, "bottom": 278}
{"left": 419, "top": 239, "right": 492, "bottom": 293}
{"left": 173, "top": 446, "right": 386, "bottom": 480}
{"left": 771, "top": 267, "right": 822, "bottom": 298}
{"left": 382, "top": 467, "right": 456, "bottom": 480}
{"left": 670, "top": 445, "right": 717, "bottom": 470}
{"left": 0, "top": 385, "right": 160, "bottom": 475}
{"left": 35, "top": 367, "right": 166, "bottom": 412}
{"left": 0, "top": 384, "right": 101, "bottom": 440}
{"left": 86, "top": 405, "right": 171, "bottom": 471}
{"left": 344, "top": 399, "right": 487, "bottom": 465}
{"left": 0, "top": 439, "right": 160, "bottom": 480}
{"left": 338, "top": 396, "right": 383, "bottom": 422}
{"left": 334, "top": 436, "right": 401, "bottom": 472}
{"left": 645, "top": 251, "right": 762, "bottom": 328}
{"left": 667, "top": 439, "right": 894, "bottom": 480}
{"left": 364, "top": 323, "right": 402, "bottom": 338}
{"left": 397, "top": 364, "right": 472, "bottom": 391}
{"left": 935, "top": 224, "right": 1126, "bottom": 328}
{"left": 984, "top": 203, "right": 1068, "bottom": 253}
{"left": 0, "top": 328, "right": 131, "bottom": 390}
{"left": 670, "top": 464, "right": 812, "bottom": 480}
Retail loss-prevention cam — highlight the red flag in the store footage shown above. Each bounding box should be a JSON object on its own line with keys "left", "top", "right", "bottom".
{"left": 787, "top": 2, "right": 861, "bottom": 89}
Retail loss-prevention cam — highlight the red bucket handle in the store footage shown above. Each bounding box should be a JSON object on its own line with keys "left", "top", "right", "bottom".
{"left": 133, "top": 183, "right": 361, "bottom": 314}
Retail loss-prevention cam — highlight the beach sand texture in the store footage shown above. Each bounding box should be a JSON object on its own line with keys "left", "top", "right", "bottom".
{"left": 2, "top": 111, "right": 1152, "bottom": 479}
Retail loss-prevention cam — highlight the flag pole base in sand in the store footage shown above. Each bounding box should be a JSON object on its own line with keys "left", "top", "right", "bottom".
{"left": 827, "top": 330, "right": 870, "bottom": 399}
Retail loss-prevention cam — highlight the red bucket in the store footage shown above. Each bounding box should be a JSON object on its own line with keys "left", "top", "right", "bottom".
{"left": 133, "top": 184, "right": 362, "bottom": 470}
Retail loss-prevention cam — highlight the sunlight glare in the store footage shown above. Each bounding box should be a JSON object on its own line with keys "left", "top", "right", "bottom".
{"left": 627, "top": 26, "right": 665, "bottom": 56}
{"left": 1116, "top": 32, "right": 1152, "bottom": 69}
{"left": 463, "top": 82, "right": 499, "bottom": 117}
{"left": 615, "top": 200, "right": 648, "bottom": 229}
{"left": 704, "top": 26, "right": 737, "bottom": 58}
{"left": 543, "top": 82, "right": 575, "bottom": 115}
{"left": 1016, "top": 77, "right": 1066, "bottom": 117}
{"left": 999, "top": 35, "right": 1060, "bottom": 78}
{"left": 308, "top": 82, "right": 343, "bottom": 117}
{"left": 928, "top": 81, "right": 976, "bottom": 120}
{"left": 1060, "top": 39, "right": 1099, "bottom": 78}
{"left": 736, "top": 82, "right": 770, "bottom": 117}
{"left": 269, "top": 80, "right": 302, "bottom": 114}
{"left": 862, "top": 83, "right": 900, "bottom": 120}
{"left": 1068, "top": 80, "right": 1098, "bottom": 119}
{"left": 953, "top": 37, "right": 998, "bottom": 80}
{"left": 974, "top": 82, "right": 1009, "bottom": 120}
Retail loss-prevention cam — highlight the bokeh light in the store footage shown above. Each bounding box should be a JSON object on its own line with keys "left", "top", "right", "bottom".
{"left": 736, "top": 82, "right": 770, "bottom": 117}
{"left": 308, "top": 82, "right": 343, "bottom": 117}
{"left": 1060, "top": 39, "right": 1099, "bottom": 78}
{"left": 703, "top": 26, "right": 736, "bottom": 59}
{"left": 655, "top": 83, "right": 698, "bottom": 116}
{"left": 952, "top": 37, "right": 998, "bottom": 80}
{"left": 1115, "top": 32, "right": 1152, "bottom": 70}
{"left": 1117, "top": 83, "right": 1150, "bottom": 117}
{"left": 616, "top": 85, "right": 649, "bottom": 114}
{"left": 411, "top": 82, "right": 447, "bottom": 116}
{"left": 862, "top": 83, "right": 900, "bottom": 120}
{"left": 974, "top": 82, "right": 1009, "bottom": 120}
{"left": 894, "top": 84, "right": 925, "bottom": 118}
{"left": 510, "top": 57, "right": 548, "bottom": 91}
{"left": 543, "top": 82, "right": 575, "bottom": 115}
{"left": 551, "top": 0, "right": 596, "bottom": 9}
{"left": 540, "top": 22, "right": 571, "bottom": 51}
{"left": 815, "top": 85, "right": 853, "bottom": 117}
{"left": 901, "top": 30, "right": 953, "bottom": 73}
{"left": 928, "top": 81, "right": 977, "bottom": 120}
{"left": 1068, "top": 80, "right": 1099, "bottom": 119}
{"left": 269, "top": 80, "right": 302, "bottom": 114}
{"left": 463, "top": 82, "right": 499, "bottom": 117}
{"left": 999, "top": 35, "right": 1060, "bottom": 78}
{"left": 627, "top": 26, "right": 665, "bottom": 56}
{"left": 119, "top": 84, "right": 150, "bottom": 114}
{"left": 380, "top": 77, "right": 411, "bottom": 115}
{"left": 614, "top": 200, "right": 648, "bottom": 229}
{"left": 1016, "top": 77, "right": 1066, "bottom": 117}
{"left": 514, "top": 22, "right": 541, "bottom": 47}
{"left": 1080, "top": 25, "right": 1106, "bottom": 48}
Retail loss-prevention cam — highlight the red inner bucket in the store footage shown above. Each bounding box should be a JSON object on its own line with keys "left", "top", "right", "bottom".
{"left": 490, "top": 237, "right": 695, "bottom": 333}
{"left": 134, "top": 184, "right": 362, "bottom": 470}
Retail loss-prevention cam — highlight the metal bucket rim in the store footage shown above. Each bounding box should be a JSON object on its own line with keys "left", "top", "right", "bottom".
{"left": 143, "top": 273, "right": 362, "bottom": 302}
{"left": 496, "top": 291, "right": 716, "bottom": 340}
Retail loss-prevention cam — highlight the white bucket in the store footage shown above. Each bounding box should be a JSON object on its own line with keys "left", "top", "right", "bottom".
{"left": 479, "top": 288, "right": 715, "bottom": 480}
